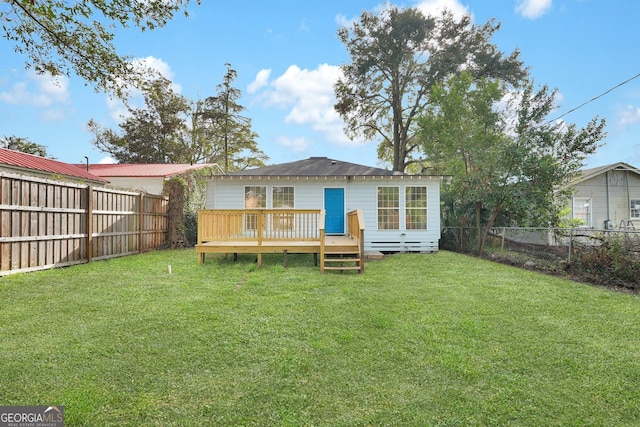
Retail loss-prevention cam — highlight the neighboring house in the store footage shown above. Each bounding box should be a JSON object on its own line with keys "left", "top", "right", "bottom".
{"left": 86, "top": 163, "right": 219, "bottom": 195}
{"left": 204, "top": 157, "right": 443, "bottom": 252}
{"left": 0, "top": 148, "right": 107, "bottom": 185}
{"left": 567, "top": 162, "right": 640, "bottom": 230}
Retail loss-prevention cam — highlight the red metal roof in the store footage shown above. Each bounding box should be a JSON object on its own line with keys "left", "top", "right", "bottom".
{"left": 0, "top": 148, "right": 108, "bottom": 183}
{"left": 86, "top": 163, "right": 218, "bottom": 178}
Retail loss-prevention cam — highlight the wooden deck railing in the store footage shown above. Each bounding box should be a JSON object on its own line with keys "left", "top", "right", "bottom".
{"left": 197, "top": 209, "right": 323, "bottom": 244}
{"left": 347, "top": 209, "right": 365, "bottom": 273}
{"left": 197, "top": 208, "right": 364, "bottom": 273}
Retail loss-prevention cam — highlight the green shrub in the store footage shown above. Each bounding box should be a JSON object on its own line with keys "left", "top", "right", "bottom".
{"left": 574, "top": 236, "right": 640, "bottom": 290}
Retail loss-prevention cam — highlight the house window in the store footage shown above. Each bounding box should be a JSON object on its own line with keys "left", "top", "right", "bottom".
{"left": 272, "top": 187, "right": 294, "bottom": 231}
{"left": 631, "top": 199, "right": 640, "bottom": 219}
{"left": 272, "top": 186, "right": 294, "bottom": 209}
{"left": 573, "top": 197, "right": 591, "bottom": 227}
{"left": 244, "top": 186, "right": 266, "bottom": 230}
{"left": 245, "top": 186, "right": 266, "bottom": 208}
{"left": 378, "top": 187, "right": 399, "bottom": 230}
{"left": 406, "top": 186, "right": 428, "bottom": 230}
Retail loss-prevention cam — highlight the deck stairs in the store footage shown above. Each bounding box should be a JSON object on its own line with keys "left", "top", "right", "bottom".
{"left": 322, "top": 237, "right": 364, "bottom": 273}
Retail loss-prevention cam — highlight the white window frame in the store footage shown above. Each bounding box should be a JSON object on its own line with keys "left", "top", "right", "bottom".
{"left": 244, "top": 186, "right": 266, "bottom": 231}
{"left": 377, "top": 186, "right": 400, "bottom": 230}
{"left": 405, "top": 186, "right": 428, "bottom": 230}
{"left": 272, "top": 186, "right": 295, "bottom": 209}
{"left": 630, "top": 199, "right": 640, "bottom": 219}
{"left": 271, "top": 186, "right": 295, "bottom": 232}
{"left": 572, "top": 197, "right": 592, "bottom": 227}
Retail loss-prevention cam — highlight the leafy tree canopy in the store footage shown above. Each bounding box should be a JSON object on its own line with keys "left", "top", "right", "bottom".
{"left": 419, "top": 71, "right": 606, "bottom": 253}
{"left": 89, "top": 76, "right": 191, "bottom": 163}
{"left": 89, "top": 66, "right": 267, "bottom": 170}
{"left": 1, "top": 0, "right": 198, "bottom": 96}
{"left": 0, "top": 135, "right": 48, "bottom": 157}
{"left": 334, "top": 6, "right": 525, "bottom": 172}
{"left": 198, "top": 64, "right": 267, "bottom": 172}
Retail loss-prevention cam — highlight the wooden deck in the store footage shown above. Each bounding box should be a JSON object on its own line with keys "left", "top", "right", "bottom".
{"left": 195, "top": 209, "right": 365, "bottom": 273}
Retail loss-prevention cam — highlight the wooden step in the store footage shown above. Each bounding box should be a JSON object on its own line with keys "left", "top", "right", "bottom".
{"left": 325, "top": 251, "right": 360, "bottom": 255}
{"left": 324, "top": 256, "right": 361, "bottom": 262}
{"left": 322, "top": 248, "right": 364, "bottom": 273}
{"left": 323, "top": 265, "right": 362, "bottom": 271}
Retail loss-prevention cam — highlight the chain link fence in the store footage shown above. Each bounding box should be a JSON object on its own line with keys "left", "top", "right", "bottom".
{"left": 441, "top": 227, "right": 640, "bottom": 291}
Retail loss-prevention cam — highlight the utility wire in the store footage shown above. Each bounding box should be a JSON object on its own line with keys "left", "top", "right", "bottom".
{"left": 545, "top": 72, "right": 640, "bottom": 125}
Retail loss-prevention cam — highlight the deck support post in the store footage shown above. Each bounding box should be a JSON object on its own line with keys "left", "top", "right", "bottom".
{"left": 283, "top": 250, "right": 288, "bottom": 267}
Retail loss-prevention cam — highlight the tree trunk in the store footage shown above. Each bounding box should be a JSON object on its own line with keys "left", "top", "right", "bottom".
{"left": 164, "top": 178, "right": 188, "bottom": 248}
{"left": 478, "top": 202, "right": 502, "bottom": 255}
{"left": 474, "top": 202, "right": 482, "bottom": 253}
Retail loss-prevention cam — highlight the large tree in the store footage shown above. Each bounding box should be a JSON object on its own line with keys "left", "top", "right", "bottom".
{"left": 198, "top": 64, "right": 267, "bottom": 172}
{"left": 0, "top": 135, "right": 48, "bottom": 157}
{"left": 334, "top": 6, "right": 526, "bottom": 172}
{"left": 89, "top": 68, "right": 267, "bottom": 169}
{"left": 89, "top": 77, "right": 191, "bottom": 163}
{"left": 419, "top": 71, "right": 606, "bottom": 253}
{"left": 1, "top": 0, "right": 198, "bottom": 95}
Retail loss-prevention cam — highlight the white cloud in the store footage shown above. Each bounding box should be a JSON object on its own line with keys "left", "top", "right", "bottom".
{"left": 619, "top": 104, "right": 640, "bottom": 127}
{"left": 133, "top": 56, "right": 178, "bottom": 86}
{"left": 98, "top": 156, "right": 116, "bottom": 164}
{"left": 335, "top": 13, "right": 354, "bottom": 28}
{"left": 107, "top": 97, "right": 130, "bottom": 122}
{"left": 0, "top": 82, "right": 44, "bottom": 106}
{"left": 247, "top": 69, "right": 271, "bottom": 94}
{"left": 32, "top": 72, "right": 70, "bottom": 103}
{"left": 515, "top": 0, "right": 552, "bottom": 19}
{"left": 299, "top": 18, "right": 311, "bottom": 31}
{"left": 0, "top": 71, "right": 70, "bottom": 108}
{"left": 275, "top": 136, "right": 312, "bottom": 152}
{"left": 40, "top": 108, "right": 67, "bottom": 121}
{"left": 253, "top": 64, "right": 353, "bottom": 145}
{"left": 416, "top": 0, "right": 470, "bottom": 20}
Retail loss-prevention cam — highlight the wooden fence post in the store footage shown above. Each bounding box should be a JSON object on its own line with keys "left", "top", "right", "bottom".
{"left": 86, "top": 185, "right": 93, "bottom": 263}
{"left": 139, "top": 193, "right": 144, "bottom": 253}
{"left": 568, "top": 228, "right": 573, "bottom": 263}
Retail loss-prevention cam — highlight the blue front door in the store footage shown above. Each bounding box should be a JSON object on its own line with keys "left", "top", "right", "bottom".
{"left": 324, "top": 188, "right": 345, "bottom": 234}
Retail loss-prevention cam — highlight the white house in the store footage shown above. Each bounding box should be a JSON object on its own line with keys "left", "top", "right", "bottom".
{"left": 204, "top": 157, "right": 443, "bottom": 252}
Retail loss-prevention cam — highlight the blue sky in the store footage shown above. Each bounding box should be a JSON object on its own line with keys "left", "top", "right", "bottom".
{"left": 1, "top": 0, "right": 639, "bottom": 169}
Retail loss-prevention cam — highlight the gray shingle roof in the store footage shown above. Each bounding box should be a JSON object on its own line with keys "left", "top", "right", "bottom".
{"left": 568, "top": 161, "right": 640, "bottom": 186}
{"left": 229, "top": 157, "right": 403, "bottom": 177}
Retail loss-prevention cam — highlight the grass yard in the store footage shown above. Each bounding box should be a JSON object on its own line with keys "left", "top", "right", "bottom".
{"left": 1, "top": 250, "right": 639, "bottom": 426}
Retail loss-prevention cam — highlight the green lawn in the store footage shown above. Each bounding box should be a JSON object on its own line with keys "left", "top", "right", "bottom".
{"left": 1, "top": 250, "right": 639, "bottom": 426}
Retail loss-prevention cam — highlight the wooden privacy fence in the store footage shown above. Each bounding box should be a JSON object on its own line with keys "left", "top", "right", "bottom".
{"left": 0, "top": 172, "right": 169, "bottom": 276}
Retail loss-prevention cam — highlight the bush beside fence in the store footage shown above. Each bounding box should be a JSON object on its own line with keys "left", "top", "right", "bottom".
{"left": 0, "top": 172, "right": 169, "bottom": 276}
{"left": 442, "top": 227, "right": 640, "bottom": 291}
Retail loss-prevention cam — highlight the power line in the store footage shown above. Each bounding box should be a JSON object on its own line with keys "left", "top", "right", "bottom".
{"left": 545, "top": 72, "right": 640, "bottom": 125}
